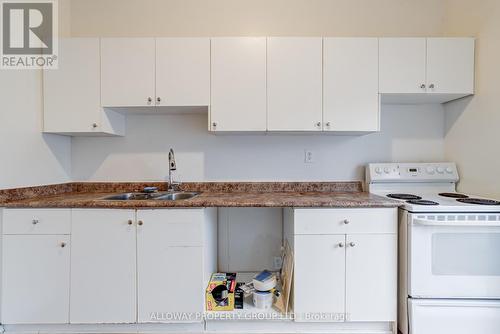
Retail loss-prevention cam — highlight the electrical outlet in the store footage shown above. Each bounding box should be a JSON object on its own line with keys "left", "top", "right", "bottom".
{"left": 273, "top": 256, "right": 283, "bottom": 270}
{"left": 304, "top": 150, "right": 314, "bottom": 163}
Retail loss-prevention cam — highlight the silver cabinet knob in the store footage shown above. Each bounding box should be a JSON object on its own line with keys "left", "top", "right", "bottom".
{"left": 147, "top": 97, "right": 152, "bottom": 104}
{"left": 60, "top": 242, "right": 66, "bottom": 248}
{"left": 429, "top": 84, "right": 435, "bottom": 89}
{"left": 156, "top": 97, "right": 161, "bottom": 105}
{"left": 138, "top": 220, "right": 144, "bottom": 226}
{"left": 349, "top": 242, "right": 356, "bottom": 247}
{"left": 338, "top": 242, "right": 345, "bottom": 248}
{"left": 92, "top": 123, "right": 98, "bottom": 129}
{"left": 316, "top": 122, "right": 321, "bottom": 127}
{"left": 343, "top": 219, "right": 350, "bottom": 225}
{"left": 326, "top": 122, "right": 331, "bottom": 127}
{"left": 127, "top": 220, "right": 133, "bottom": 225}
{"left": 420, "top": 84, "right": 426, "bottom": 89}
{"left": 32, "top": 219, "right": 39, "bottom": 225}
{"left": 212, "top": 122, "right": 217, "bottom": 129}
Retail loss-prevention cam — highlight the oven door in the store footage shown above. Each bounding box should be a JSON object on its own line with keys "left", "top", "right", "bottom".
{"left": 408, "top": 213, "right": 500, "bottom": 298}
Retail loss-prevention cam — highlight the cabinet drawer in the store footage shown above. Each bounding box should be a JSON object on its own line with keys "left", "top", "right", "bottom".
{"left": 3, "top": 209, "right": 71, "bottom": 235}
{"left": 294, "top": 208, "right": 396, "bottom": 235}
{"left": 136, "top": 209, "right": 205, "bottom": 246}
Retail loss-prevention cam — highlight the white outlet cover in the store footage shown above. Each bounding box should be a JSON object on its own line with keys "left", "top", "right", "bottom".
{"left": 304, "top": 150, "right": 314, "bottom": 163}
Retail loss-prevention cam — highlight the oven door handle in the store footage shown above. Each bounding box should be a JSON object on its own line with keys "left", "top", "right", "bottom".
{"left": 413, "top": 218, "right": 500, "bottom": 227}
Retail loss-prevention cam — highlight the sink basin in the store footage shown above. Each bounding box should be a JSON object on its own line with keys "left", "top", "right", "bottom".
{"left": 154, "top": 192, "right": 199, "bottom": 201}
{"left": 100, "top": 191, "right": 199, "bottom": 201}
{"left": 100, "top": 192, "right": 165, "bottom": 200}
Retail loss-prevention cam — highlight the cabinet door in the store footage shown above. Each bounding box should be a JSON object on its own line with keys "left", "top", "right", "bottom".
{"left": 136, "top": 210, "right": 204, "bottom": 323}
{"left": 210, "top": 38, "right": 267, "bottom": 131}
{"left": 323, "top": 38, "right": 379, "bottom": 132}
{"left": 426, "top": 38, "right": 475, "bottom": 94}
{"left": 294, "top": 234, "right": 346, "bottom": 322}
{"left": 101, "top": 38, "right": 155, "bottom": 107}
{"left": 156, "top": 38, "right": 210, "bottom": 106}
{"left": 345, "top": 234, "right": 397, "bottom": 322}
{"left": 2, "top": 235, "right": 70, "bottom": 324}
{"left": 379, "top": 38, "right": 427, "bottom": 93}
{"left": 267, "top": 37, "right": 323, "bottom": 131}
{"left": 70, "top": 209, "right": 136, "bottom": 323}
{"left": 43, "top": 38, "right": 101, "bottom": 133}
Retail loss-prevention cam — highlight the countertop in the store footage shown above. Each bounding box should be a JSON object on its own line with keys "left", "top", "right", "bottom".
{"left": 0, "top": 182, "right": 400, "bottom": 209}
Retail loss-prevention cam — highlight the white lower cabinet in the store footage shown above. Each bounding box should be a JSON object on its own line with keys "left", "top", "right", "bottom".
{"left": 136, "top": 209, "right": 215, "bottom": 323}
{"left": 1, "top": 208, "right": 215, "bottom": 326}
{"left": 294, "top": 235, "right": 346, "bottom": 321}
{"left": 70, "top": 209, "right": 137, "bottom": 324}
{"left": 1, "top": 234, "right": 70, "bottom": 324}
{"left": 286, "top": 208, "right": 397, "bottom": 323}
{"left": 345, "top": 234, "right": 397, "bottom": 321}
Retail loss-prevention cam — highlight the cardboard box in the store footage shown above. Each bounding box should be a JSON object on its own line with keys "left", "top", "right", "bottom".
{"left": 206, "top": 273, "right": 237, "bottom": 311}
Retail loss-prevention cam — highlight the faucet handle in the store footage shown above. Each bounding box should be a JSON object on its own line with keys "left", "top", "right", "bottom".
{"left": 143, "top": 187, "right": 158, "bottom": 193}
{"left": 169, "top": 181, "right": 181, "bottom": 192}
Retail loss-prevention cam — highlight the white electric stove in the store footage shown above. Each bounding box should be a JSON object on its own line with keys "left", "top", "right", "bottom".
{"left": 366, "top": 162, "right": 500, "bottom": 334}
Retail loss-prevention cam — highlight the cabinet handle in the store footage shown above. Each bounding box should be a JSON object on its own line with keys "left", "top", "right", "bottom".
{"left": 32, "top": 219, "right": 39, "bottom": 225}
{"left": 127, "top": 220, "right": 133, "bottom": 225}
{"left": 420, "top": 84, "right": 426, "bottom": 89}
{"left": 343, "top": 219, "right": 350, "bottom": 225}
{"left": 60, "top": 242, "right": 66, "bottom": 248}
{"left": 338, "top": 242, "right": 345, "bottom": 248}
{"left": 92, "top": 123, "right": 98, "bottom": 129}
{"left": 156, "top": 97, "right": 161, "bottom": 105}
{"left": 212, "top": 122, "right": 217, "bottom": 129}
{"left": 326, "top": 122, "right": 331, "bottom": 127}
{"left": 429, "top": 84, "right": 435, "bottom": 89}
{"left": 349, "top": 242, "right": 356, "bottom": 247}
{"left": 138, "top": 220, "right": 144, "bottom": 226}
{"left": 316, "top": 122, "right": 321, "bottom": 127}
{"left": 147, "top": 97, "right": 152, "bottom": 104}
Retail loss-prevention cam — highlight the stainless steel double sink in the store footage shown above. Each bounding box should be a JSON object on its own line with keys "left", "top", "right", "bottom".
{"left": 100, "top": 191, "right": 199, "bottom": 201}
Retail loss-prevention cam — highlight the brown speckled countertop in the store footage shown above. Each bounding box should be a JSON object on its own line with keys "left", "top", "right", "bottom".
{"left": 0, "top": 182, "right": 400, "bottom": 209}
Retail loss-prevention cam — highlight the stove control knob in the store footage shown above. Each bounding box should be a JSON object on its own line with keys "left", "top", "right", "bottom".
{"left": 375, "top": 167, "right": 382, "bottom": 174}
{"left": 446, "top": 167, "right": 453, "bottom": 174}
{"left": 426, "top": 167, "right": 435, "bottom": 174}
{"left": 437, "top": 167, "right": 445, "bottom": 174}
{"left": 383, "top": 167, "right": 391, "bottom": 174}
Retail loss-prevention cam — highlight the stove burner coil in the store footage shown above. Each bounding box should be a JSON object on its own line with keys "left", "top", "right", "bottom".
{"left": 457, "top": 198, "right": 500, "bottom": 206}
{"left": 406, "top": 199, "right": 439, "bottom": 206}
{"left": 387, "top": 194, "right": 422, "bottom": 200}
{"left": 439, "top": 193, "right": 469, "bottom": 199}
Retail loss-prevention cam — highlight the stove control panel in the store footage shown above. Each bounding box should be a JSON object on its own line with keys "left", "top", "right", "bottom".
{"left": 366, "top": 163, "right": 459, "bottom": 183}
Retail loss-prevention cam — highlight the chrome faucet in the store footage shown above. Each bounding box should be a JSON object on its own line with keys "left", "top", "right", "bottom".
{"left": 168, "top": 148, "right": 180, "bottom": 192}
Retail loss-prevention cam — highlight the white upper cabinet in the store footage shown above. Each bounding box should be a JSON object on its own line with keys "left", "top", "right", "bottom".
{"left": 267, "top": 37, "right": 323, "bottom": 131}
{"left": 426, "top": 38, "right": 475, "bottom": 95}
{"left": 210, "top": 38, "right": 267, "bottom": 131}
{"left": 155, "top": 38, "right": 210, "bottom": 107}
{"left": 101, "top": 38, "right": 156, "bottom": 107}
{"left": 323, "top": 38, "right": 379, "bottom": 132}
{"left": 43, "top": 38, "right": 125, "bottom": 136}
{"left": 379, "top": 38, "right": 427, "bottom": 94}
{"left": 380, "top": 37, "right": 475, "bottom": 103}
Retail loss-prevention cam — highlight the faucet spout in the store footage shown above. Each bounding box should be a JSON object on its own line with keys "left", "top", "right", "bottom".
{"left": 168, "top": 148, "right": 177, "bottom": 171}
{"left": 168, "top": 149, "right": 179, "bottom": 191}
